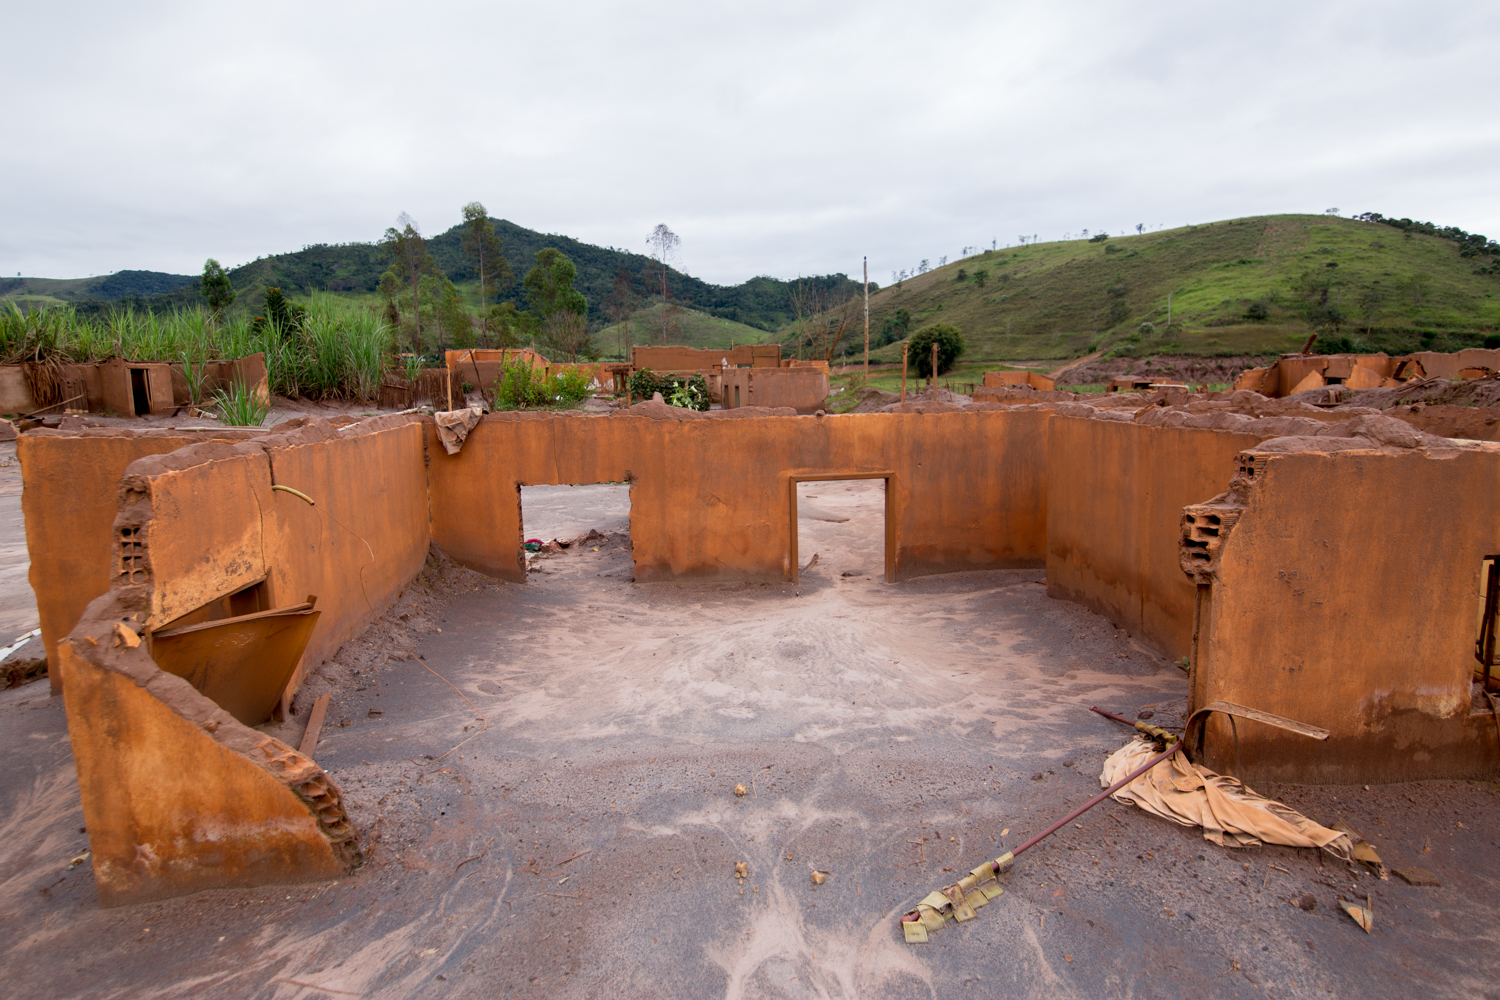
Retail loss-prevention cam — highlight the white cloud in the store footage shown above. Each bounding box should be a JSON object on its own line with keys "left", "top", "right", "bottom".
{"left": 3, "top": 0, "right": 1497, "bottom": 283}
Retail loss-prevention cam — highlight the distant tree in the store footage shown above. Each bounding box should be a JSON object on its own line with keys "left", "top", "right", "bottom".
{"left": 908, "top": 323, "right": 965, "bottom": 379}
{"left": 1090, "top": 232, "right": 1110, "bottom": 243}
{"left": 876, "top": 307, "right": 912, "bottom": 347}
{"left": 973, "top": 269, "right": 990, "bottom": 289}
{"left": 380, "top": 214, "right": 441, "bottom": 351}
{"left": 788, "top": 280, "right": 858, "bottom": 361}
{"left": 1135, "top": 223, "right": 1145, "bottom": 235}
{"left": 438, "top": 278, "right": 473, "bottom": 348}
{"left": 377, "top": 267, "right": 404, "bottom": 328}
{"left": 955, "top": 269, "right": 968, "bottom": 282}
{"left": 604, "top": 267, "right": 635, "bottom": 361}
{"left": 200, "top": 258, "right": 235, "bottom": 316}
{"left": 486, "top": 301, "right": 537, "bottom": 348}
{"left": 938, "top": 256, "right": 947, "bottom": 267}
{"left": 918, "top": 259, "right": 930, "bottom": 274}
{"left": 646, "top": 224, "right": 680, "bottom": 344}
{"left": 251, "top": 287, "right": 306, "bottom": 339}
{"left": 524, "top": 248, "right": 588, "bottom": 321}
{"left": 461, "top": 202, "right": 511, "bottom": 343}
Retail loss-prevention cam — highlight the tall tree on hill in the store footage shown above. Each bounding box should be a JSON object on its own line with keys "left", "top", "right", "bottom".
{"left": 524, "top": 248, "right": 589, "bottom": 358}
{"left": 199, "top": 258, "right": 235, "bottom": 318}
{"left": 604, "top": 267, "right": 636, "bottom": 362}
{"left": 788, "top": 279, "right": 858, "bottom": 362}
{"left": 380, "top": 214, "right": 440, "bottom": 351}
{"left": 647, "top": 224, "right": 680, "bottom": 344}
{"left": 460, "top": 202, "right": 511, "bottom": 344}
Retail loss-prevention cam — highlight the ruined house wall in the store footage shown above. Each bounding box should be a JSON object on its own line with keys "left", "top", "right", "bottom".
{"left": 1184, "top": 425, "right": 1500, "bottom": 784}
{"left": 720, "top": 368, "right": 830, "bottom": 414}
{"left": 20, "top": 427, "right": 263, "bottom": 682}
{"left": 425, "top": 405, "right": 1049, "bottom": 584}
{"left": 1045, "top": 408, "right": 1267, "bottom": 659}
{"left": 117, "top": 416, "right": 430, "bottom": 687}
{"left": 58, "top": 590, "right": 358, "bottom": 906}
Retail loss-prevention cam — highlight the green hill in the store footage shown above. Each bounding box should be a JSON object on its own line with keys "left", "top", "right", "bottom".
{"left": 0, "top": 270, "right": 197, "bottom": 310}
{"left": 594, "top": 303, "right": 774, "bottom": 359}
{"left": 9, "top": 219, "right": 862, "bottom": 332}
{"left": 848, "top": 214, "right": 1500, "bottom": 364}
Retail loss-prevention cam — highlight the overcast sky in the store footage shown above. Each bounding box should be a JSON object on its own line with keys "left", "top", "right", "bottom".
{"left": 4, "top": 1, "right": 1498, "bottom": 286}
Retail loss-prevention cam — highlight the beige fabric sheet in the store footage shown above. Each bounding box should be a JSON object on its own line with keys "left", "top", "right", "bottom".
{"left": 1100, "top": 738, "right": 1352, "bottom": 860}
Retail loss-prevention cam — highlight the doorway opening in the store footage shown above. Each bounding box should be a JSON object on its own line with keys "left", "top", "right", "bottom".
{"left": 518, "top": 483, "right": 633, "bottom": 581}
{"left": 789, "top": 473, "right": 893, "bottom": 584}
{"left": 129, "top": 368, "right": 151, "bottom": 415}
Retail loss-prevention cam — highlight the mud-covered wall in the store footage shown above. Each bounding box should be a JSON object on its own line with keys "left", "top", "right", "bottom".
{"left": 1187, "top": 427, "right": 1500, "bottom": 784}
{"left": 58, "top": 590, "right": 358, "bottom": 906}
{"left": 1045, "top": 408, "right": 1268, "bottom": 659}
{"left": 426, "top": 405, "right": 1049, "bottom": 584}
{"left": 20, "top": 427, "right": 262, "bottom": 683}
{"left": 116, "top": 415, "right": 430, "bottom": 693}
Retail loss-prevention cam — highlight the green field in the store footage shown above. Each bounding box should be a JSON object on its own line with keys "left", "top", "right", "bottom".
{"left": 841, "top": 214, "right": 1500, "bottom": 365}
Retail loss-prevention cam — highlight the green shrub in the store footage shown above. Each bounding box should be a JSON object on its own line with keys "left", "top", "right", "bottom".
{"left": 1244, "top": 301, "right": 1270, "bottom": 321}
{"left": 907, "top": 323, "right": 965, "bottom": 379}
{"left": 627, "top": 368, "right": 709, "bottom": 410}
{"left": 493, "top": 358, "right": 592, "bottom": 409}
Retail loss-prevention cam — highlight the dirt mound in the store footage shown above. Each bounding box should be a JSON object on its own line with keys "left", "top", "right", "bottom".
{"left": 1060, "top": 355, "right": 1268, "bottom": 387}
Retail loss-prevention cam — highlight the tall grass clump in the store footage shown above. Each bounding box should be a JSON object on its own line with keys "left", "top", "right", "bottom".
{"left": 0, "top": 295, "right": 394, "bottom": 401}
{"left": 213, "top": 379, "right": 271, "bottom": 426}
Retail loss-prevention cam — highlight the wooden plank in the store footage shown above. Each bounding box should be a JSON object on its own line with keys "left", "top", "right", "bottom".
{"left": 299, "top": 693, "right": 332, "bottom": 757}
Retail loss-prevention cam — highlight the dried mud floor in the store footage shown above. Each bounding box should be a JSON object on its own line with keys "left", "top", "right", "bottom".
{"left": 3, "top": 482, "right": 1500, "bottom": 998}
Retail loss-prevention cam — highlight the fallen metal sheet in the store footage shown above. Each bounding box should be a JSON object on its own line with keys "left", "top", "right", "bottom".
{"left": 150, "top": 602, "right": 321, "bottom": 725}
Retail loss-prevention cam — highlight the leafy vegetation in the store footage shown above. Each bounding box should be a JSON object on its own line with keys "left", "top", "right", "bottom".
{"left": 907, "top": 323, "right": 965, "bottom": 378}
{"left": 0, "top": 294, "right": 390, "bottom": 400}
{"left": 626, "top": 368, "right": 709, "bottom": 410}
{"left": 490, "top": 357, "right": 591, "bottom": 410}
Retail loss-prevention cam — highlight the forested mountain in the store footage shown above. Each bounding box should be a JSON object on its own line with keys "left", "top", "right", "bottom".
{"left": 14, "top": 219, "right": 862, "bottom": 332}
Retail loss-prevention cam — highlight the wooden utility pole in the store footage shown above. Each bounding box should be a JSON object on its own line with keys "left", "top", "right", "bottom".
{"left": 863, "top": 256, "right": 870, "bottom": 374}
{"left": 901, "top": 342, "right": 909, "bottom": 403}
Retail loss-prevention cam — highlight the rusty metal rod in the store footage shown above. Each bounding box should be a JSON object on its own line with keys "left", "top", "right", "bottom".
{"left": 1007, "top": 736, "right": 1181, "bottom": 862}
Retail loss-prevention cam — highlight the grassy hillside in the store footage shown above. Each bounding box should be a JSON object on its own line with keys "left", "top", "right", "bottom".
{"left": 8, "top": 220, "right": 862, "bottom": 333}
{"left": 848, "top": 214, "right": 1500, "bottom": 364}
{"left": 594, "top": 303, "right": 774, "bottom": 359}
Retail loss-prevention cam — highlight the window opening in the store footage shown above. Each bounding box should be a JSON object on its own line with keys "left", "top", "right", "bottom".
{"left": 519, "top": 483, "right": 633, "bottom": 582}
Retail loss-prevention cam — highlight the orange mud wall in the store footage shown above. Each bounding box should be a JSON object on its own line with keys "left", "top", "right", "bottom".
{"left": 59, "top": 588, "right": 359, "bottom": 906}
{"left": 1045, "top": 413, "right": 1266, "bottom": 659}
{"left": 20, "top": 428, "right": 262, "bottom": 684}
{"left": 117, "top": 416, "right": 430, "bottom": 693}
{"left": 426, "top": 408, "right": 1049, "bottom": 584}
{"left": 1186, "top": 441, "right": 1500, "bottom": 784}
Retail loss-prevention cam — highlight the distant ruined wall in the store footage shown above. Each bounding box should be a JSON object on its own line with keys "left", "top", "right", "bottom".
{"left": 425, "top": 404, "right": 1050, "bottom": 585}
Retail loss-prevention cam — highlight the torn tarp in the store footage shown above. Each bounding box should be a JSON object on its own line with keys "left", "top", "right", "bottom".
{"left": 434, "top": 405, "right": 484, "bottom": 455}
{"left": 1100, "top": 737, "right": 1353, "bottom": 860}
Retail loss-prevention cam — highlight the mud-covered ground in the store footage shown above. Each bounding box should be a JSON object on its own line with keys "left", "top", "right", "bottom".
{"left": 2, "top": 484, "right": 1500, "bottom": 998}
